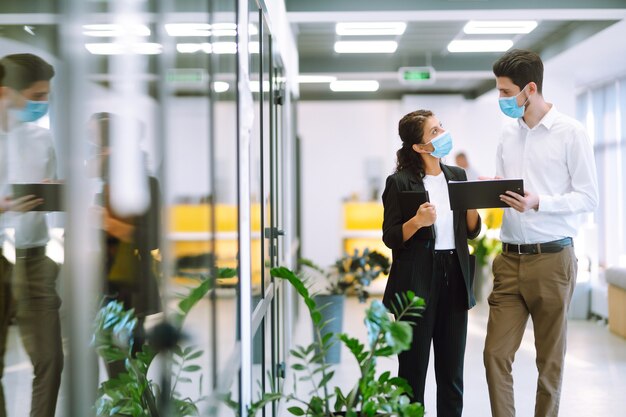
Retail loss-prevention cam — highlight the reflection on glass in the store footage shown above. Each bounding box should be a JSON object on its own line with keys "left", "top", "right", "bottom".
{"left": 0, "top": 52, "right": 64, "bottom": 417}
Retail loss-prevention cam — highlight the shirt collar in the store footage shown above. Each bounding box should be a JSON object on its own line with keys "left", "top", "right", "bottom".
{"left": 517, "top": 104, "right": 558, "bottom": 131}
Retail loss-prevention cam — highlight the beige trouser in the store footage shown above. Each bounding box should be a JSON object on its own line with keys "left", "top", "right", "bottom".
{"left": 12, "top": 254, "right": 63, "bottom": 417}
{"left": 484, "top": 246, "right": 577, "bottom": 417}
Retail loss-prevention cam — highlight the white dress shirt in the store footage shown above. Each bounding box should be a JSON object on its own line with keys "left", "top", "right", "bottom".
{"left": 1, "top": 122, "right": 57, "bottom": 249}
{"left": 496, "top": 105, "right": 599, "bottom": 244}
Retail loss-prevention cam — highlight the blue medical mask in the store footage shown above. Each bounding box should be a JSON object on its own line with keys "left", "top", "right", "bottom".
{"left": 498, "top": 85, "right": 529, "bottom": 118}
{"left": 426, "top": 131, "right": 453, "bottom": 159}
{"left": 12, "top": 100, "right": 49, "bottom": 122}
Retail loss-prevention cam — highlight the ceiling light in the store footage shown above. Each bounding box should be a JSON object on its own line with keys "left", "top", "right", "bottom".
{"left": 330, "top": 80, "right": 379, "bottom": 92}
{"left": 213, "top": 23, "right": 238, "bottom": 36}
{"left": 298, "top": 75, "right": 337, "bottom": 83}
{"left": 165, "top": 23, "right": 211, "bottom": 37}
{"left": 447, "top": 39, "right": 513, "bottom": 53}
{"left": 130, "top": 43, "right": 162, "bottom": 55}
{"left": 83, "top": 24, "right": 151, "bottom": 37}
{"left": 336, "top": 22, "right": 406, "bottom": 36}
{"left": 213, "top": 81, "right": 230, "bottom": 93}
{"left": 463, "top": 20, "right": 538, "bottom": 35}
{"left": 85, "top": 42, "right": 162, "bottom": 55}
{"left": 334, "top": 41, "right": 398, "bottom": 54}
{"left": 85, "top": 43, "right": 125, "bottom": 55}
{"left": 176, "top": 43, "right": 212, "bottom": 53}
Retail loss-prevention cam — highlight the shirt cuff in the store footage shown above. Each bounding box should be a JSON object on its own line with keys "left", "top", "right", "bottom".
{"left": 536, "top": 194, "right": 554, "bottom": 212}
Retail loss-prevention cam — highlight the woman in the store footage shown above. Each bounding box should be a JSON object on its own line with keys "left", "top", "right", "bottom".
{"left": 88, "top": 112, "right": 162, "bottom": 377}
{"left": 382, "top": 109, "right": 481, "bottom": 417}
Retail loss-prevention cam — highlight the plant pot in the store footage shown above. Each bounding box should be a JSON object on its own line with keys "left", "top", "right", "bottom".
{"left": 313, "top": 294, "right": 345, "bottom": 364}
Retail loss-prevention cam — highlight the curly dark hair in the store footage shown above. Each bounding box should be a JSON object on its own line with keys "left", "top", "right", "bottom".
{"left": 395, "top": 109, "right": 433, "bottom": 178}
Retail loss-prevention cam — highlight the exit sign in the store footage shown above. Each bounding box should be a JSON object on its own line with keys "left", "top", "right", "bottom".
{"left": 398, "top": 66, "right": 436, "bottom": 85}
{"left": 166, "top": 68, "right": 206, "bottom": 84}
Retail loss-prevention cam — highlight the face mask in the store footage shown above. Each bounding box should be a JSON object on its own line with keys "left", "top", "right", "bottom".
{"left": 498, "top": 85, "right": 529, "bottom": 118}
{"left": 425, "top": 131, "right": 453, "bottom": 159}
{"left": 12, "top": 100, "right": 49, "bottom": 122}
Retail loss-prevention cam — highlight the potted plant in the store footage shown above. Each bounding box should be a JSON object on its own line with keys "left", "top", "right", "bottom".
{"left": 298, "top": 249, "right": 390, "bottom": 363}
{"left": 92, "top": 267, "right": 236, "bottom": 417}
{"left": 238, "top": 266, "right": 425, "bottom": 417}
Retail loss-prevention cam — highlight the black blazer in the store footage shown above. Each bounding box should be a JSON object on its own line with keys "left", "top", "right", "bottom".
{"left": 381, "top": 164, "right": 481, "bottom": 311}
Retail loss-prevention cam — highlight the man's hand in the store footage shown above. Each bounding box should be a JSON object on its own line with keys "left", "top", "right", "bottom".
{"left": 500, "top": 190, "right": 539, "bottom": 213}
{"left": 0, "top": 195, "right": 44, "bottom": 213}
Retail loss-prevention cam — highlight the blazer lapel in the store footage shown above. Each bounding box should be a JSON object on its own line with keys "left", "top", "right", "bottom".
{"left": 407, "top": 170, "right": 426, "bottom": 192}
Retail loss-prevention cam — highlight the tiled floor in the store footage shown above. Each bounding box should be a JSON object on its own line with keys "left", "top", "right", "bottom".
{"left": 288, "top": 296, "right": 626, "bottom": 416}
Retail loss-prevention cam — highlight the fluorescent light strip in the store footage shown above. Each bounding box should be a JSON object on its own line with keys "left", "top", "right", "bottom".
{"left": 175, "top": 42, "right": 260, "bottom": 54}
{"left": 334, "top": 41, "right": 397, "bottom": 54}
{"left": 83, "top": 24, "right": 151, "bottom": 37}
{"left": 298, "top": 75, "right": 337, "bottom": 83}
{"left": 165, "top": 23, "right": 211, "bottom": 37}
{"left": 463, "top": 20, "right": 537, "bottom": 34}
{"left": 213, "top": 81, "right": 230, "bottom": 93}
{"left": 85, "top": 42, "right": 162, "bottom": 55}
{"left": 330, "top": 80, "right": 379, "bottom": 92}
{"left": 447, "top": 39, "right": 513, "bottom": 53}
{"left": 336, "top": 22, "right": 406, "bottom": 36}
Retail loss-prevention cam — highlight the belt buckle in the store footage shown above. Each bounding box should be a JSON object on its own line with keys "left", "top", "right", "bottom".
{"left": 517, "top": 244, "right": 522, "bottom": 255}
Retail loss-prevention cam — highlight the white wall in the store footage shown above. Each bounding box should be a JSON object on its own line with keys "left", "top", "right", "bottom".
{"left": 298, "top": 100, "right": 402, "bottom": 266}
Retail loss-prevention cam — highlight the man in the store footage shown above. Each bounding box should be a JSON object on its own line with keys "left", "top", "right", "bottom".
{"left": 483, "top": 49, "right": 598, "bottom": 417}
{"left": 0, "top": 53, "right": 62, "bottom": 417}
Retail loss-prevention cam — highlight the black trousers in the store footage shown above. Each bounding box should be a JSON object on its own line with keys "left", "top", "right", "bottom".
{"left": 398, "top": 250, "right": 468, "bottom": 417}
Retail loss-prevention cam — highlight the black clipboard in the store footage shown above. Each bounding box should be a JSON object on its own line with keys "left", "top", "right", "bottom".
{"left": 11, "top": 183, "right": 64, "bottom": 211}
{"left": 447, "top": 179, "right": 524, "bottom": 210}
{"left": 398, "top": 190, "right": 435, "bottom": 240}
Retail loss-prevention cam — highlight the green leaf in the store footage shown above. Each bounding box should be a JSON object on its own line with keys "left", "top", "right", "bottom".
{"left": 182, "top": 365, "right": 202, "bottom": 372}
{"left": 287, "top": 406, "right": 305, "bottom": 416}
{"left": 186, "top": 350, "right": 204, "bottom": 360}
{"left": 318, "top": 370, "right": 335, "bottom": 388}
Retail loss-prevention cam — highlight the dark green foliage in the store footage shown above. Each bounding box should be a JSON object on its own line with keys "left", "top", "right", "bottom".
{"left": 300, "top": 248, "right": 391, "bottom": 302}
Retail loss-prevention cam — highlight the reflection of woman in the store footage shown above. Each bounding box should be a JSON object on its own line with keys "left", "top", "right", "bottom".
{"left": 89, "top": 112, "right": 161, "bottom": 377}
{"left": 381, "top": 110, "right": 481, "bottom": 417}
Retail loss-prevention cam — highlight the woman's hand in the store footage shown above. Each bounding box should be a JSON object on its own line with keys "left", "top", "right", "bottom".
{"left": 94, "top": 205, "right": 135, "bottom": 242}
{"left": 413, "top": 202, "right": 437, "bottom": 229}
{"left": 402, "top": 202, "right": 436, "bottom": 243}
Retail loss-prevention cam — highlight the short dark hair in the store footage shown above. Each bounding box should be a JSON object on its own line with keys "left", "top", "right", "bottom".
{"left": 0, "top": 53, "right": 55, "bottom": 91}
{"left": 493, "top": 49, "right": 543, "bottom": 93}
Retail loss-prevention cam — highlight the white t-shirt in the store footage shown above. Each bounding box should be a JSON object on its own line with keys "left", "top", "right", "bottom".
{"left": 423, "top": 172, "right": 455, "bottom": 250}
